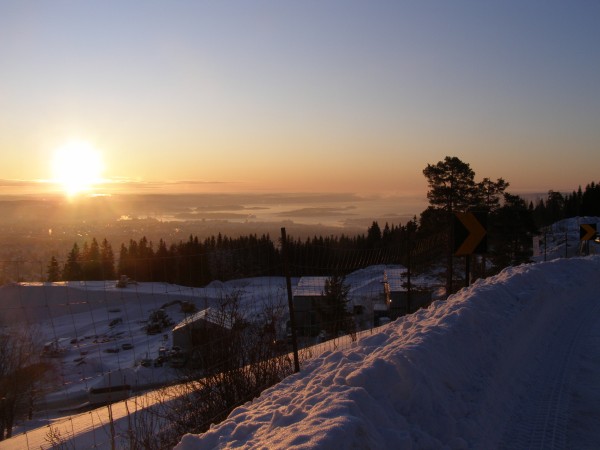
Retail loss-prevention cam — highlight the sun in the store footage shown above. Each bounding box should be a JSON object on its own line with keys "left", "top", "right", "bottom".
{"left": 51, "top": 141, "right": 105, "bottom": 197}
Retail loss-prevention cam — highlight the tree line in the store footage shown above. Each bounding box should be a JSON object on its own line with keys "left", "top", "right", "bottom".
{"left": 46, "top": 229, "right": 413, "bottom": 285}
{"left": 530, "top": 182, "right": 600, "bottom": 227}
{"left": 46, "top": 157, "right": 598, "bottom": 286}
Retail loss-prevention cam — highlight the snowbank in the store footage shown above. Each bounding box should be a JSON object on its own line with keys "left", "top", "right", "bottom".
{"left": 176, "top": 256, "right": 600, "bottom": 449}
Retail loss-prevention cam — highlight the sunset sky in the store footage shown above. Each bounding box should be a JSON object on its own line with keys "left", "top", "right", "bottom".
{"left": 1, "top": 1, "right": 599, "bottom": 197}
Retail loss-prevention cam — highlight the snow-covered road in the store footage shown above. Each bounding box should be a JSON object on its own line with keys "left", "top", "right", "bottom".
{"left": 497, "top": 272, "right": 600, "bottom": 449}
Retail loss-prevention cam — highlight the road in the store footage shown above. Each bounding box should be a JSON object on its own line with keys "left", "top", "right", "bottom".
{"left": 478, "top": 283, "right": 600, "bottom": 449}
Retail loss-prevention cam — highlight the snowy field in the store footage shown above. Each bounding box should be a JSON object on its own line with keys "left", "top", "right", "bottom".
{"left": 0, "top": 263, "right": 436, "bottom": 418}
{"left": 0, "top": 265, "right": 421, "bottom": 449}
{"left": 0, "top": 276, "right": 292, "bottom": 410}
{"left": 177, "top": 255, "right": 600, "bottom": 449}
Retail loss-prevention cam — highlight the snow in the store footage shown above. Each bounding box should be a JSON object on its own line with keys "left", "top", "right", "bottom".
{"left": 2, "top": 217, "right": 600, "bottom": 449}
{"left": 176, "top": 254, "right": 600, "bottom": 449}
{"left": 0, "top": 277, "right": 290, "bottom": 415}
{"left": 532, "top": 216, "right": 600, "bottom": 261}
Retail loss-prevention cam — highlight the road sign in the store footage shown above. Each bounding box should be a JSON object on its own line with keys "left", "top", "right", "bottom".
{"left": 454, "top": 212, "right": 487, "bottom": 256}
{"left": 580, "top": 223, "right": 597, "bottom": 241}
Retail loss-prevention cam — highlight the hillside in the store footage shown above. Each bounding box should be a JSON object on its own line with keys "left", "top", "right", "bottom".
{"left": 176, "top": 255, "right": 600, "bottom": 449}
{"left": 1, "top": 217, "right": 599, "bottom": 448}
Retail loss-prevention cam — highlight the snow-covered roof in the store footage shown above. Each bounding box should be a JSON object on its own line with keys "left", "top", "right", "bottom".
{"left": 293, "top": 276, "right": 329, "bottom": 297}
{"left": 172, "top": 307, "right": 234, "bottom": 332}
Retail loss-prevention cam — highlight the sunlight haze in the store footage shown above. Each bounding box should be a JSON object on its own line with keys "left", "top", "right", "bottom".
{"left": 1, "top": 1, "right": 599, "bottom": 199}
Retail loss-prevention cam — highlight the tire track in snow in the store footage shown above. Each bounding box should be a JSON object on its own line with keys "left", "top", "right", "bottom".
{"left": 498, "top": 292, "right": 600, "bottom": 450}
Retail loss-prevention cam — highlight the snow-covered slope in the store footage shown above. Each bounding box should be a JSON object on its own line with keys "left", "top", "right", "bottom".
{"left": 176, "top": 256, "right": 600, "bottom": 449}
{"left": 533, "top": 216, "right": 600, "bottom": 261}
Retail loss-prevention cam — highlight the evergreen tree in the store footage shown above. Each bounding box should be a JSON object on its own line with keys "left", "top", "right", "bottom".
{"left": 136, "top": 236, "right": 153, "bottom": 281}
{"left": 117, "top": 243, "right": 129, "bottom": 277}
{"left": 581, "top": 182, "right": 600, "bottom": 216}
{"left": 423, "top": 156, "right": 477, "bottom": 214}
{"left": 476, "top": 177, "right": 509, "bottom": 212}
{"left": 318, "top": 275, "right": 354, "bottom": 338}
{"left": 153, "top": 239, "right": 169, "bottom": 282}
{"left": 366, "top": 221, "right": 382, "bottom": 248}
{"left": 423, "top": 156, "right": 478, "bottom": 295}
{"left": 82, "top": 238, "right": 102, "bottom": 280}
{"left": 62, "top": 243, "right": 82, "bottom": 281}
{"left": 46, "top": 256, "right": 61, "bottom": 282}
{"left": 545, "top": 190, "right": 565, "bottom": 223}
{"left": 489, "top": 193, "right": 537, "bottom": 270}
{"left": 100, "top": 238, "right": 116, "bottom": 280}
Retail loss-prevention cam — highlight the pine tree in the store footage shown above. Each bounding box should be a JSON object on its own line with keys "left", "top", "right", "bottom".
{"left": 366, "top": 221, "right": 382, "bottom": 248}
{"left": 423, "top": 156, "right": 477, "bottom": 214}
{"left": 82, "top": 238, "right": 102, "bottom": 280}
{"left": 423, "top": 156, "right": 478, "bottom": 295}
{"left": 476, "top": 177, "right": 509, "bottom": 212}
{"left": 490, "top": 193, "right": 537, "bottom": 270}
{"left": 318, "top": 275, "right": 354, "bottom": 338}
{"left": 46, "top": 256, "right": 61, "bottom": 282}
{"left": 100, "top": 238, "right": 116, "bottom": 280}
{"left": 117, "top": 243, "right": 129, "bottom": 277}
{"left": 62, "top": 243, "right": 82, "bottom": 281}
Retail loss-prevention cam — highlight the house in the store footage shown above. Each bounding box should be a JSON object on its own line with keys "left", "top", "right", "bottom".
{"left": 385, "top": 267, "right": 433, "bottom": 319}
{"left": 173, "top": 308, "right": 233, "bottom": 353}
{"left": 291, "top": 271, "right": 389, "bottom": 336}
{"left": 291, "top": 276, "right": 329, "bottom": 337}
{"left": 289, "top": 267, "right": 434, "bottom": 338}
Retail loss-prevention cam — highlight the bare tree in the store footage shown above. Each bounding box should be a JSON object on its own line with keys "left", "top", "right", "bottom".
{"left": 152, "top": 290, "right": 295, "bottom": 445}
{"left": 0, "top": 326, "right": 53, "bottom": 440}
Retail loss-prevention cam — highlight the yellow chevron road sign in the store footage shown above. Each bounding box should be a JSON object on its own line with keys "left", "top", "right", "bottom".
{"left": 454, "top": 212, "right": 487, "bottom": 256}
{"left": 580, "top": 223, "right": 597, "bottom": 241}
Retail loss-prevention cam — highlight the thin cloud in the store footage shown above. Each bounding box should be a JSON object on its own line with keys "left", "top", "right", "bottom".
{"left": 0, "top": 179, "right": 45, "bottom": 187}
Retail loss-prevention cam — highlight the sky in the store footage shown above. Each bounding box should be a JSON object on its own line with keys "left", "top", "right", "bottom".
{"left": 1, "top": 1, "right": 599, "bottom": 197}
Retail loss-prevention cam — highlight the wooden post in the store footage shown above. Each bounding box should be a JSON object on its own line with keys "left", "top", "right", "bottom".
{"left": 465, "top": 255, "right": 471, "bottom": 288}
{"left": 447, "top": 217, "right": 454, "bottom": 297}
{"left": 406, "top": 228, "right": 412, "bottom": 314}
{"left": 281, "top": 228, "right": 300, "bottom": 373}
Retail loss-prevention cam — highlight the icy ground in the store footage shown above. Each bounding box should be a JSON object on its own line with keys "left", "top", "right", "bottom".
{"left": 177, "top": 255, "right": 600, "bottom": 449}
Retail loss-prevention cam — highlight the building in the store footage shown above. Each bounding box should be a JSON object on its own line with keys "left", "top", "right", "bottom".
{"left": 385, "top": 267, "right": 433, "bottom": 319}
{"left": 291, "top": 276, "right": 329, "bottom": 337}
{"left": 290, "top": 268, "right": 434, "bottom": 335}
{"left": 171, "top": 307, "right": 234, "bottom": 361}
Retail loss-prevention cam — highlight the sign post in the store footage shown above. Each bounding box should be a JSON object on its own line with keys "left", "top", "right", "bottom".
{"left": 580, "top": 223, "right": 597, "bottom": 256}
{"left": 454, "top": 212, "right": 487, "bottom": 287}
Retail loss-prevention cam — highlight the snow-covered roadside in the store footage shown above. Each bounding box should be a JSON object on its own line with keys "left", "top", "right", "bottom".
{"left": 176, "top": 256, "right": 600, "bottom": 449}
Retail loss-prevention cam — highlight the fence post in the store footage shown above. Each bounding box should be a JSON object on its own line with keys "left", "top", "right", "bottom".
{"left": 281, "top": 228, "right": 300, "bottom": 373}
{"left": 447, "top": 216, "right": 454, "bottom": 297}
{"left": 406, "top": 228, "right": 412, "bottom": 314}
